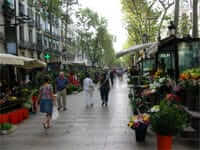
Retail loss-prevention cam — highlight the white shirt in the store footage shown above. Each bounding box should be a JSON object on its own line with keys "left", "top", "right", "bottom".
{"left": 83, "top": 77, "right": 94, "bottom": 91}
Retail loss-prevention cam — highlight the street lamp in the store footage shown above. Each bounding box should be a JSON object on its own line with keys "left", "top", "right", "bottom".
{"left": 142, "top": 34, "right": 148, "bottom": 59}
{"left": 168, "top": 21, "right": 176, "bottom": 36}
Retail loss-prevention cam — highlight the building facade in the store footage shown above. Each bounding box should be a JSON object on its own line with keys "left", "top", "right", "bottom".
{"left": 179, "top": 0, "right": 200, "bottom": 35}
{"left": 0, "top": 0, "right": 89, "bottom": 68}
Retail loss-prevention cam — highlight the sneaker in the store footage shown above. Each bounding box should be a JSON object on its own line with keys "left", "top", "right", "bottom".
{"left": 101, "top": 102, "right": 104, "bottom": 106}
{"left": 105, "top": 103, "right": 108, "bottom": 106}
{"left": 58, "top": 107, "right": 62, "bottom": 111}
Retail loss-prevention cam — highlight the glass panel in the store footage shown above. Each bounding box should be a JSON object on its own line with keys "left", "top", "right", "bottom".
{"left": 143, "top": 59, "right": 154, "bottom": 72}
{"left": 158, "top": 52, "right": 175, "bottom": 78}
{"left": 178, "top": 41, "right": 200, "bottom": 73}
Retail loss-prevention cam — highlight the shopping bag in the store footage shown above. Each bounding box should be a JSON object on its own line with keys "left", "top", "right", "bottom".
{"left": 52, "top": 106, "right": 59, "bottom": 121}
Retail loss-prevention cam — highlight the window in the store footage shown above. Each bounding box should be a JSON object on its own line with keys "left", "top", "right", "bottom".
{"left": 35, "top": 13, "right": 40, "bottom": 27}
{"left": 178, "top": 42, "right": 200, "bottom": 73}
{"left": 19, "top": 25, "right": 24, "bottom": 42}
{"left": 29, "top": 29, "right": 33, "bottom": 43}
{"left": 28, "top": 7, "right": 33, "bottom": 18}
{"left": 19, "top": 3, "right": 25, "bottom": 16}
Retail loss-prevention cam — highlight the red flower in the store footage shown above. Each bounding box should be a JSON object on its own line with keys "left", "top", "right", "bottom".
{"left": 165, "top": 93, "right": 181, "bottom": 102}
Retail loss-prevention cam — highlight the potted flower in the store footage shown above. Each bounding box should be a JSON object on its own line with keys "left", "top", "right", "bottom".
{"left": 128, "top": 113, "right": 150, "bottom": 142}
{"left": 150, "top": 99, "right": 188, "bottom": 150}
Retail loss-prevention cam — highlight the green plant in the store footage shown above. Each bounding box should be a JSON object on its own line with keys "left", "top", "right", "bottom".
{"left": 0, "top": 123, "right": 12, "bottom": 130}
{"left": 150, "top": 100, "right": 188, "bottom": 136}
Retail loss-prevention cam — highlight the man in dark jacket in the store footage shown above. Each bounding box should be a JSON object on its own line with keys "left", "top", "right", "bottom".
{"left": 56, "top": 72, "right": 68, "bottom": 111}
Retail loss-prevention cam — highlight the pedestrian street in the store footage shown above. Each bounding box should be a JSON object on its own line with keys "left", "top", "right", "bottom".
{"left": 0, "top": 77, "right": 198, "bottom": 150}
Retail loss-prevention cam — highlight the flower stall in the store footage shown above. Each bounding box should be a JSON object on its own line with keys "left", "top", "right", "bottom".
{"left": 155, "top": 36, "right": 200, "bottom": 80}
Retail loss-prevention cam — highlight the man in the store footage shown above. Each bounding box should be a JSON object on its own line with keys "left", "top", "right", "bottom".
{"left": 83, "top": 72, "right": 95, "bottom": 107}
{"left": 110, "top": 70, "right": 114, "bottom": 87}
{"left": 56, "top": 72, "right": 68, "bottom": 111}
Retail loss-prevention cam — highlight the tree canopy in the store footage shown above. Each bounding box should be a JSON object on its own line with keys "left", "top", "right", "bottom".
{"left": 75, "top": 8, "right": 116, "bottom": 67}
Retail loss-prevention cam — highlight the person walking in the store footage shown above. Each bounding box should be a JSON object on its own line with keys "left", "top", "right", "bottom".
{"left": 99, "top": 72, "right": 110, "bottom": 106}
{"left": 56, "top": 72, "right": 68, "bottom": 111}
{"left": 83, "top": 72, "right": 95, "bottom": 107}
{"left": 38, "top": 76, "right": 55, "bottom": 129}
{"left": 110, "top": 70, "right": 114, "bottom": 87}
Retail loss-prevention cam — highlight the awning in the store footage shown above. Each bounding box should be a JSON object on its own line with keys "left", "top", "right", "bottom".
{"left": 116, "top": 42, "right": 157, "bottom": 58}
{"left": 0, "top": 53, "right": 46, "bottom": 69}
{"left": 16, "top": 56, "right": 47, "bottom": 69}
{"left": 0, "top": 54, "right": 24, "bottom": 65}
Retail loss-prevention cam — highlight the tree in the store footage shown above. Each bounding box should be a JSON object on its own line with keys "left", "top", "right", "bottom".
{"left": 192, "top": 0, "right": 198, "bottom": 38}
{"left": 121, "top": 0, "right": 160, "bottom": 45}
{"left": 157, "top": 0, "right": 174, "bottom": 38}
{"left": 179, "top": 13, "right": 192, "bottom": 37}
{"left": 174, "top": 0, "right": 180, "bottom": 32}
{"left": 76, "top": 8, "right": 115, "bottom": 67}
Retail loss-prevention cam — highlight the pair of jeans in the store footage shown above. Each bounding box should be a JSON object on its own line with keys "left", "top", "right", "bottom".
{"left": 100, "top": 88, "right": 110, "bottom": 104}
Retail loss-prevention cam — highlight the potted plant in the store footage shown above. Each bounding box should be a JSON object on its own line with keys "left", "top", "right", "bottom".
{"left": 150, "top": 99, "right": 188, "bottom": 150}
{"left": 128, "top": 113, "right": 150, "bottom": 142}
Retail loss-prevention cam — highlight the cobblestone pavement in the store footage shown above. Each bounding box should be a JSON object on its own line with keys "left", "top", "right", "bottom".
{"left": 0, "top": 76, "right": 199, "bottom": 150}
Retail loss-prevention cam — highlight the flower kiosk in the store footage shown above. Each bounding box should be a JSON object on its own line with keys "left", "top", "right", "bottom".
{"left": 127, "top": 35, "right": 200, "bottom": 149}
{"left": 0, "top": 54, "right": 46, "bottom": 134}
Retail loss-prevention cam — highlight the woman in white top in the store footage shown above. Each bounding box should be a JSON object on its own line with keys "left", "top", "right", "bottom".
{"left": 83, "top": 72, "right": 95, "bottom": 107}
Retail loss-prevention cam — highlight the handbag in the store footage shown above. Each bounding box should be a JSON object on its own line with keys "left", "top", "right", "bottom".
{"left": 52, "top": 105, "right": 59, "bottom": 121}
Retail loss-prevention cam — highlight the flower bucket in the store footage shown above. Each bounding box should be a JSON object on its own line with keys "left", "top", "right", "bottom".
{"left": 157, "top": 134, "right": 172, "bottom": 150}
{"left": 135, "top": 125, "right": 147, "bottom": 142}
{"left": 0, "top": 113, "right": 9, "bottom": 123}
{"left": 9, "top": 111, "right": 19, "bottom": 124}
{"left": 22, "top": 108, "right": 29, "bottom": 119}
{"left": 17, "top": 109, "right": 23, "bottom": 123}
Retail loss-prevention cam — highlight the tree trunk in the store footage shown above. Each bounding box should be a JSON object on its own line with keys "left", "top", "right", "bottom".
{"left": 174, "top": 0, "right": 179, "bottom": 33}
{"left": 192, "top": 0, "right": 198, "bottom": 38}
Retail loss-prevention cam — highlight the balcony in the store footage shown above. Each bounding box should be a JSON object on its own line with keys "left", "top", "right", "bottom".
{"left": 35, "top": 23, "right": 42, "bottom": 30}
{"left": 26, "top": 42, "right": 36, "bottom": 51}
{"left": 36, "top": 43, "right": 43, "bottom": 51}
{"left": 19, "top": 41, "right": 29, "bottom": 49}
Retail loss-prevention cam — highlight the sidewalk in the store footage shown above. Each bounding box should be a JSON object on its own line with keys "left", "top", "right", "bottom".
{"left": 0, "top": 77, "right": 199, "bottom": 150}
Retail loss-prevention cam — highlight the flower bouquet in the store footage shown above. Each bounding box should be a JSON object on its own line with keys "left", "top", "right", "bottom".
{"left": 128, "top": 113, "right": 150, "bottom": 142}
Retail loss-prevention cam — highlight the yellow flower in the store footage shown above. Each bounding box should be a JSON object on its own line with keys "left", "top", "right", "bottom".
{"left": 128, "top": 122, "right": 134, "bottom": 127}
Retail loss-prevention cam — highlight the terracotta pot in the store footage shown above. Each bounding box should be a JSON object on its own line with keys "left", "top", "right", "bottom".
{"left": 157, "top": 134, "right": 172, "bottom": 150}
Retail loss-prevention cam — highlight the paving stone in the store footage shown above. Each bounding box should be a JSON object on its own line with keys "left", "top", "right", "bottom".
{"left": 0, "top": 76, "right": 198, "bottom": 150}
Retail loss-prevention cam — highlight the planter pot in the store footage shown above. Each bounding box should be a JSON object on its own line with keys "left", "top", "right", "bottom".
{"left": 157, "top": 134, "right": 172, "bottom": 150}
{"left": 135, "top": 125, "right": 147, "bottom": 142}
{"left": 0, "top": 113, "right": 9, "bottom": 123}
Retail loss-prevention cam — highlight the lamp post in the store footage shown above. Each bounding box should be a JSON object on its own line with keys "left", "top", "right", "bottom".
{"left": 168, "top": 21, "right": 176, "bottom": 36}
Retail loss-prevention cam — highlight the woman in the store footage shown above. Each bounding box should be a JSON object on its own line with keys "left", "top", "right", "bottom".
{"left": 99, "top": 72, "right": 110, "bottom": 106}
{"left": 83, "top": 72, "right": 95, "bottom": 107}
{"left": 38, "top": 76, "right": 55, "bottom": 129}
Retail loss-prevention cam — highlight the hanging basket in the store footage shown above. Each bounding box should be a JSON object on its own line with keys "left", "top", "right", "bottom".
{"left": 157, "top": 134, "right": 172, "bottom": 150}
